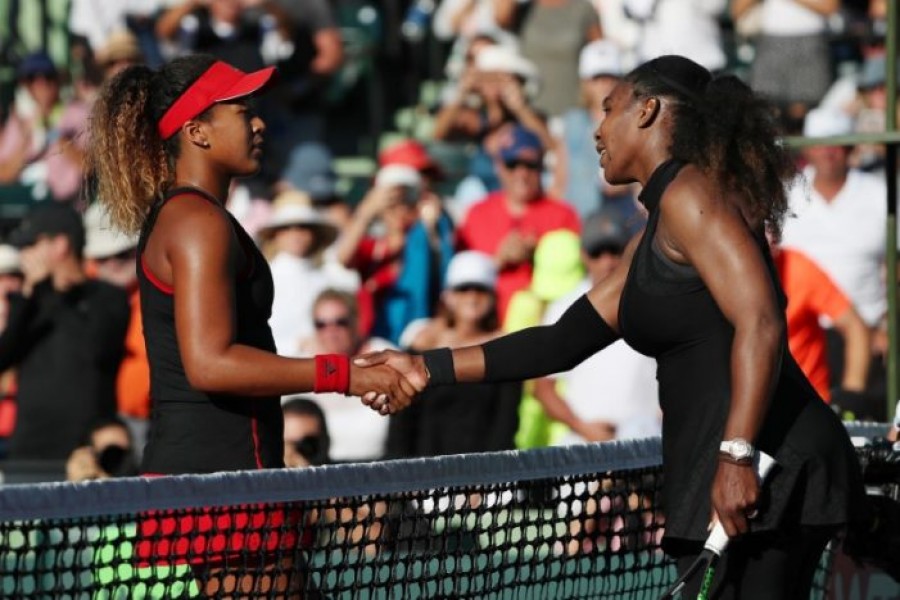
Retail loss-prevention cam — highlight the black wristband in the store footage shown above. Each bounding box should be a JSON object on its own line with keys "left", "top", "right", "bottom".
{"left": 423, "top": 347, "right": 456, "bottom": 386}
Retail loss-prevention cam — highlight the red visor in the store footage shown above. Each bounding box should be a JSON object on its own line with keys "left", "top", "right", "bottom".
{"left": 157, "top": 61, "right": 276, "bottom": 140}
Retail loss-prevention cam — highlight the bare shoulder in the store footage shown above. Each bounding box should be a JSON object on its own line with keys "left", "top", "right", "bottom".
{"left": 658, "top": 165, "right": 722, "bottom": 225}
{"left": 155, "top": 193, "right": 235, "bottom": 255}
{"left": 657, "top": 165, "right": 744, "bottom": 247}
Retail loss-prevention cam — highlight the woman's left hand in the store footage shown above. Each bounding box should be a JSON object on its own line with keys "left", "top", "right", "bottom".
{"left": 710, "top": 460, "right": 760, "bottom": 538}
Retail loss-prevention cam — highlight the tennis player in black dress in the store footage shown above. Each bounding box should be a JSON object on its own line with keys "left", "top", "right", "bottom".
{"left": 357, "top": 55, "right": 867, "bottom": 598}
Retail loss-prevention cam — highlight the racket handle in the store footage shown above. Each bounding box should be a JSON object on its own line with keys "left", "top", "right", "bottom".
{"left": 704, "top": 450, "right": 776, "bottom": 555}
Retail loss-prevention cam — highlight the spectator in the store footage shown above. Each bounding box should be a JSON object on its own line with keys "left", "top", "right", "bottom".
{"left": 68, "top": 0, "right": 163, "bottom": 66}
{"left": 258, "top": 192, "right": 342, "bottom": 355}
{"left": 282, "top": 397, "right": 331, "bottom": 467}
{"left": 733, "top": 0, "right": 838, "bottom": 132}
{"left": 457, "top": 125, "right": 580, "bottom": 319}
{"left": 770, "top": 243, "right": 870, "bottom": 404}
{"left": 0, "top": 245, "right": 23, "bottom": 333}
{"left": 0, "top": 203, "right": 130, "bottom": 460}
{"left": 851, "top": 53, "right": 898, "bottom": 172}
{"left": 297, "top": 289, "right": 395, "bottom": 462}
{"left": 94, "top": 30, "right": 146, "bottom": 80}
{"left": 494, "top": 0, "right": 602, "bottom": 117}
{"left": 503, "top": 229, "right": 586, "bottom": 448}
{"left": 433, "top": 43, "right": 551, "bottom": 148}
{"left": 626, "top": 0, "right": 727, "bottom": 73}
{"left": 83, "top": 203, "right": 149, "bottom": 455}
{"left": 781, "top": 107, "right": 889, "bottom": 420}
{"left": 0, "top": 245, "right": 23, "bottom": 456}
{"left": 533, "top": 211, "right": 659, "bottom": 445}
{"left": 0, "top": 51, "right": 89, "bottom": 201}
{"left": 266, "top": 0, "right": 343, "bottom": 153}
{"left": 388, "top": 251, "right": 520, "bottom": 457}
{"left": 337, "top": 164, "right": 454, "bottom": 343}
{"left": 156, "top": 0, "right": 291, "bottom": 71}
{"left": 65, "top": 416, "right": 139, "bottom": 481}
{"left": 560, "top": 39, "right": 642, "bottom": 225}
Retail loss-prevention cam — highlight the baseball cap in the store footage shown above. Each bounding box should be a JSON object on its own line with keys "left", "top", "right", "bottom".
{"left": 803, "top": 107, "right": 854, "bottom": 139}
{"left": 17, "top": 51, "right": 58, "bottom": 80}
{"left": 578, "top": 40, "right": 624, "bottom": 80}
{"left": 379, "top": 140, "right": 442, "bottom": 177}
{"left": 158, "top": 60, "right": 277, "bottom": 139}
{"left": 530, "top": 230, "right": 585, "bottom": 302}
{"left": 581, "top": 209, "right": 629, "bottom": 256}
{"left": 498, "top": 125, "right": 544, "bottom": 165}
{"left": 83, "top": 203, "right": 138, "bottom": 260}
{"left": 8, "top": 202, "right": 85, "bottom": 251}
{"left": 281, "top": 143, "right": 338, "bottom": 203}
{"left": 445, "top": 251, "right": 497, "bottom": 290}
{"left": 374, "top": 164, "right": 422, "bottom": 203}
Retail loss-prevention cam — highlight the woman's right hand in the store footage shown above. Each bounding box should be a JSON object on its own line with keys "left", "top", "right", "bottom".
{"left": 349, "top": 362, "right": 418, "bottom": 415}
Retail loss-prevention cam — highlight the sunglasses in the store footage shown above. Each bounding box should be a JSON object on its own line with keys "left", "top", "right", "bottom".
{"left": 503, "top": 159, "right": 542, "bottom": 171}
{"left": 314, "top": 317, "right": 352, "bottom": 330}
{"left": 586, "top": 244, "right": 624, "bottom": 259}
{"left": 451, "top": 283, "right": 492, "bottom": 293}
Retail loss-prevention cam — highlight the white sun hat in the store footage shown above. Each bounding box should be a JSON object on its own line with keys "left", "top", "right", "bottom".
{"left": 83, "top": 203, "right": 139, "bottom": 260}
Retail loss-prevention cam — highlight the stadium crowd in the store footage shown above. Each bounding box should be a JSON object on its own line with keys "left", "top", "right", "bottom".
{"left": 0, "top": 0, "right": 897, "bottom": 480}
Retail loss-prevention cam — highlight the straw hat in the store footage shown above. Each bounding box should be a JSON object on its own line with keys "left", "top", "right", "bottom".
{"left": 257, "top": 203, "right": 338, "bottom": 252}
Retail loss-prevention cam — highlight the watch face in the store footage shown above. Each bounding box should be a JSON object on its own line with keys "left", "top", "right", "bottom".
{"left": 732, "top": 440, "right": 753, "bottom": 459}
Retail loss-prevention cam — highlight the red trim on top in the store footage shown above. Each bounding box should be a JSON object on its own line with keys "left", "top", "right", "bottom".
{"left": 251, "top": 406, "right": 263, "bottom": 469}
{"left": 141, "top": 254, "right": 174, "bottom": 295}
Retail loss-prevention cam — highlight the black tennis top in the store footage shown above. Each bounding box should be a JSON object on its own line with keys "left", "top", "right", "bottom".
{"left": 137, "top": 187, "right": 284, "bottom": 475}
{"left": 618, "top": 159, "right": 866, "bottom": 544}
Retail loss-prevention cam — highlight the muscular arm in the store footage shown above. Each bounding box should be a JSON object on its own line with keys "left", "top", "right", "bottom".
{"left": 656, "top": 168, "right": 782, "bottom": 537}
{"left": 831, "top": 306, "right": 871, "bottom": 392}
{"left": 657, "top": 169, "right": 783, "bottom": 446}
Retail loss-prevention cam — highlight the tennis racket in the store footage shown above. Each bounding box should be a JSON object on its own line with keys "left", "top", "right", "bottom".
{"left": 659, "top": 450, "right": 776, "bottom": 599}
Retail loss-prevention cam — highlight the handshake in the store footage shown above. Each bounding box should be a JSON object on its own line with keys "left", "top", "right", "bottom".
{"left": 350, "top": 350, "right": 430, "bottom": 415}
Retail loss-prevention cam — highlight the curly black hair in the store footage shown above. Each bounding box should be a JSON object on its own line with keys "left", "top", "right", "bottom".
{"left": 624, "top": 55, "right": 796, "bottom": 240}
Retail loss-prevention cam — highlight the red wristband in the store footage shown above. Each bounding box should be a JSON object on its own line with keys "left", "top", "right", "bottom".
{"left": 314, "top": 354, "right": 350, "bottom": 394}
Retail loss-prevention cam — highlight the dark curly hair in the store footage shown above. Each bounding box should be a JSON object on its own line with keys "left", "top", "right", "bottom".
{"left": 85, "top": 54, "right": 219, "bottom": 234}
{"left": 624, "top": 55, "right": 796, "bottom": 240}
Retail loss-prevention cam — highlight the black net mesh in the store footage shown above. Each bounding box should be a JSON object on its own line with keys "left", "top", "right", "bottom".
{"left": 0, "top": 433, "right": 889, "bottom": 599}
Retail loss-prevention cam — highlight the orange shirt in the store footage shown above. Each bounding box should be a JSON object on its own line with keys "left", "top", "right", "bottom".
{"left": 774, "top": 248, "right": 852, "bottom": 402}
{"left": 117, "top": 288, "right": 151, "bottom": 418}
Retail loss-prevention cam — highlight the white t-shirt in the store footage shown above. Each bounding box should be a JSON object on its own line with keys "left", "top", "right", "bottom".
{"left": 268, "top": 253, "right": 333, "bottom": 356}
{"left": 634, "top": 0, "right": 728, "bottom": 72}
{"left": 760, "top": 0, "right": 827, "bottom": 37}
{"left": 542, "top": 281, "right": 661, "bottom": 444}
{"left": 289, "top": 338, "right": 395, "bottom": 462}
{"left": 780, "top": 168, "right": 888, "bottom": 326}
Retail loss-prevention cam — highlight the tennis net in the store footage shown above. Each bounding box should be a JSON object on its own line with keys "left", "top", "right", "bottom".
{"left": 0, "top": 427, "right": 877, "bottom": 599}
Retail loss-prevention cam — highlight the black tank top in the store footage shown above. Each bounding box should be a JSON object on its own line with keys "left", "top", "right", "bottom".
{"left": 138, "top": 187, "right": 284, "bottom": 474}
{"left": 619, "top": 160, "right": 864, "bottom": 544}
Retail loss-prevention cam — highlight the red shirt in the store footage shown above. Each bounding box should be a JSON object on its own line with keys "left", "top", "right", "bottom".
{"left": 458, "top": 192, "right": 580, "bottom": 318}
